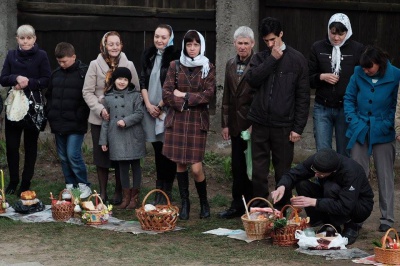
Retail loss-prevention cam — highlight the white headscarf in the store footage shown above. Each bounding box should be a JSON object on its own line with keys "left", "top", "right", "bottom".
{"left": 179, "top": 30, "right": 210, "bottom": 79}
{"left": 328, "top": 13, "right": 352, "bottom": 75}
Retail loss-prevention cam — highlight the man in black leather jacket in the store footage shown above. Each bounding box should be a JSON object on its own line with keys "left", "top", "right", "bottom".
{"left": 246, "top": 17, "right": 310, "bottom": 210}
{"left": 271, "top": 148, "right": 374, "bottom": 245}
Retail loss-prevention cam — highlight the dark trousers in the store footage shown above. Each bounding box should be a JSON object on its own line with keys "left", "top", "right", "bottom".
{"left": 5, "top": 119, "right": 40, "bottom": 188}
{"left": 230, "top": 135, "right": 252, "bottom": 210}
{"left": 117, "top": 159, "right": 141, "bottom": 189}
{"left": 152, "top": 141, "right": 176, "bottom": 183}
{"left": 295, "top": 179, "right": 372, "bottom": 228}
{"left": 251, "top": 123, "right": 293, "bottom": 209}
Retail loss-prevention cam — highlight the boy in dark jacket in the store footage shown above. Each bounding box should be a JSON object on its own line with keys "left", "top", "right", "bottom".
{"left": 271, "top": 148, "right": 374, "bottom": 245}
{"left": 46, "top": 42, "right": 91, "bottom": 199}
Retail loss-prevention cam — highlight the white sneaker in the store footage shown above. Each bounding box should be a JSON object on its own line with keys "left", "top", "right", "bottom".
{"left": 62, "top": 184, "right": 74, "bottom": 199}
{"left": 78, "top": 183, "right": 92, "bottom": 199}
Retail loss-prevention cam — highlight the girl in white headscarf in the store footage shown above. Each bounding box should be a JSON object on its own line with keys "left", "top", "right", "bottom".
{"left": 162, "top": 30, "right": 216, "bottom": 220}
{"left": 140, "top": 24, "right": 179, "bottom": 205}
{"left": 309, "top": 13, "right": 364, "bottom": 157}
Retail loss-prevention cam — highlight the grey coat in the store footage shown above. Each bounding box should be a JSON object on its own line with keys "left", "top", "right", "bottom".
{"left": 99, "top": 85, "right": 146, "bottom": 161}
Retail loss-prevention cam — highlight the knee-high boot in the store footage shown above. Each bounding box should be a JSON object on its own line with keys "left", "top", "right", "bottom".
{"left": 153, "top": 180, "right": 164, "bottom": 205}
{"left": 163, "top": 181, "right": 174, "bottom": 204}
{"left": 177, "top": 171, "right": 190, "bottom": 220}
{"left": 97, "top": 166, "right": 109, "bottom": 202}
{"left": 195, "top": 179, "right": 210, "bottom": 219}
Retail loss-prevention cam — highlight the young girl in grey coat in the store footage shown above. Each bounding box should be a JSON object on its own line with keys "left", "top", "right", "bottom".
{"left": 99, "top": 67, "right": 146, "bottom": 209}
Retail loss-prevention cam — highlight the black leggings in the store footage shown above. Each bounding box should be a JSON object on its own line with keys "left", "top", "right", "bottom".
{"left": 117, "top": 159, "right": 141, "bottom": 189}
{"left": 152, "top": 141, "right": 176, "bottom": 183}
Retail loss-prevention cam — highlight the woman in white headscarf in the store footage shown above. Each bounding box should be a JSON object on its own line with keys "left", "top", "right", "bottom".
{"left": 309, "top": 13, "right": 364, "bottom": 157}
{"left": 140, "top": 24, "right": 179, "bottom": 205}
{"left": 162, "top": 30, "right": 216, "bottom": 220}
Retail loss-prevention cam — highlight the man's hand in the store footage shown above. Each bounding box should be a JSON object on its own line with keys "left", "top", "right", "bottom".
{"left": 221, "top": 127, "right": 230, "bottom": 140}
{"left": 271, "top": 41, "right": 283, "bottom": 60}
{"left": 271, "top": 185, "right": 285, "bottom": 204}
{"left": 289, "top": 131, "right": 301, "bottom": 143}
{"left": 320, "top": 73, "right": 339, "bottom": 85}
{"left": 290, "top": 196, "right": 317, "bottom": 208}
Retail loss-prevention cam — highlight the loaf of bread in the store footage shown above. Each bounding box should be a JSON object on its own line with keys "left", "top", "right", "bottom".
{"left": 82, "top": 201, "right": 95, "bottom": 211}
{"left": 20, "top": 190, "right": 37, "bottom": 200}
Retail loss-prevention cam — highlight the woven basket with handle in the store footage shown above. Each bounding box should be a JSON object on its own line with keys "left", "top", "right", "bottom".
{"left": 51, "top": 189, "right": 74, "bottom": 222}
{"left": 241, "top": 197, "right": 277, "bottom": 240}
{"left": 83, "top": 192, "right": 108, "bottom": 225}
{"left": 272, "top": 204, "right": 309, "bottom": 247}
{"left": 135, "top": 189, "right": 179, "bottom": 232}
{"left": 375, "top": 228, "right": 400, "bottom": 264}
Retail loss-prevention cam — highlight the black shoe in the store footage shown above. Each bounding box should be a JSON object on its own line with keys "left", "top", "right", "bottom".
{"left": 342, "top": 227, "right": 359, "bottom": 245}
{"left": 5, "top": 185, "right": 17, "bottom": 195}
{"left": 218, "top": 208, "right": 243, "bottom": 219}
{"left": 378, "top": 224, "right": 391, "bottom": 232}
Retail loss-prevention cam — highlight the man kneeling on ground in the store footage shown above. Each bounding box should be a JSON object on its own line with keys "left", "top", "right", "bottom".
{"left": 271, "top": 148, "right": 374, "bottom": 245}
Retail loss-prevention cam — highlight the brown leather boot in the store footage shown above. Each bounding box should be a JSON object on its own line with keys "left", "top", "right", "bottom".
{"left": 126, "top": 188, "right": 139, "bottom": 210}
{"left": 116, "top": 188, "right": 131, "bottom": 210}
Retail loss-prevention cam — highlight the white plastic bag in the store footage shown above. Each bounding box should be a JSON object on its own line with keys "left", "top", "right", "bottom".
{"left": 295, "top": 230, "right": 348, "bottom": 249}
{"left": 5, "top": 88, "right": 29, "bottom": 121}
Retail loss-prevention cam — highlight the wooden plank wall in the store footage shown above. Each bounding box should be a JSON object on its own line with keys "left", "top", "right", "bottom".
{"left": 259, "top": 0, "right": 400, "bottom": 66}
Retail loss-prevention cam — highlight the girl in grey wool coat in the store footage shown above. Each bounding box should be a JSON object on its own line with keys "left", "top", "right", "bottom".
{"left": 99, "top": 67, "right": 146, "bottom": 210}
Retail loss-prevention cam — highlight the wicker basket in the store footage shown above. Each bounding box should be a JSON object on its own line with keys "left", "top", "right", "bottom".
{"left": 51, "top": 189, "right": 75, "bottom": 222}
{"left": 82, "top": 192, "right": 109, "bottom": 225}
{"left": 375, "top": 228, "right": 400, "bottom": 264}
{"left": 272, "top": 205, "right": 309, "bottom": 247}
{"left": 135, "top": 189, "right": 179, "bottom": 232}
{"left": 0, "top": 189, "right": 6, "bottom": 214}
{"left": 241, "top": 197, "right": 277, "bottom": 240}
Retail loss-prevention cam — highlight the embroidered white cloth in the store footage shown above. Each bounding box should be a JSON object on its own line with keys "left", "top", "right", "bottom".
{"left": 5, "top": 88, "right": 29, "bottom": 121}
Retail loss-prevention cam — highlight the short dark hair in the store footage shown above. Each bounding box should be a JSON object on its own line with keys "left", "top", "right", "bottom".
{"left": 183, "top": 30, "right": 201, "bottom": 57}
{"left": 329, "top": 22, "right": 348, "bottom": 34}
{"left": 259, "top": 17, "right": 282, "bottom": 37}
{"left": 55, "top": 42, "right": 75, "bottom": 58}
{"left": 360, "top": 45, "right": 390, "bottom": 77}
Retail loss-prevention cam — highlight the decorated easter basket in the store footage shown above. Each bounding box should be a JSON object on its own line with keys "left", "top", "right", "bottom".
{"left": 241, "top": 197, "right": 277, "bottom": 240}
{"left": 0, "top": 189, "right": 6, "bottom": 214}
{"left": 135, "top": 189, "right": 179, "bottom": 232}
{"left": 51, "top": 189, "right": 75, "bottom": 222}
{"left": 81, "top": 191, "right": 110, "bottom": 225}
{"left": 272, "top": 205, "right": 309, "bottom": 247}
{"left": 374, "top": 228, "right": 400, "bottom": 264}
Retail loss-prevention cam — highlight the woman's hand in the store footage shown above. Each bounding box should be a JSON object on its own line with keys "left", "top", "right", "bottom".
{"left": 101, "top": 108, "right": 110, "bottom": 121}
{"left": 101, "top": 145, "right": 108, "bottom": 152}
{"left": 16, "top": 75, "right": 29, "bottom": 89}
{"left": 320, "top": 73, "right": 339, "bottom": 85}
{"left": 173, "top": 89, "right": 186, "bottom": 98}
{"left": 146, "top": 104, "right": 160, "bottom": 118}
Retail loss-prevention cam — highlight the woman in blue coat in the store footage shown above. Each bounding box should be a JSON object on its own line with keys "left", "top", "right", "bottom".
{"left": 344, "top": 45, "right": 400, "bottom": 233}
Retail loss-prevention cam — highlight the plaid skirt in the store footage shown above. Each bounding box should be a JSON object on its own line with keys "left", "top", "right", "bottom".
{"left": 162, "top": 108, "right": 208, "bottom": 164}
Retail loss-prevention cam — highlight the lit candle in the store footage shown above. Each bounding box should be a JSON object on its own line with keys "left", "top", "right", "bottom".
{"left": 0, "top": 169, "right": 3, "bottom": 191}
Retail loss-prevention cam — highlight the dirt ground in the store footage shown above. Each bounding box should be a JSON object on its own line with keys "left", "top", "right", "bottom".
{"left": 0, "top": 153, "right": 398, "bottom": 265}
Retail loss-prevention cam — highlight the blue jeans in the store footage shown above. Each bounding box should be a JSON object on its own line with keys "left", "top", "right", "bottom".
{"left": 313, "top": 102, "right": 349, "bottom": 156}
{"left": 55, "top": 133, "right": 89, "bottom": 186}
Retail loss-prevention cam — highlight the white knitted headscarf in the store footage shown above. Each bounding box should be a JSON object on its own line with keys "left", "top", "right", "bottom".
{"left": 328, "top": 13, "right": 352, "bottom": 75}
{"left": 179, "top": 30, "right": 210, "bottom": 79}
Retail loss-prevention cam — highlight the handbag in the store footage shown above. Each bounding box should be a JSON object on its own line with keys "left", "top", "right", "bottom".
{"left": 25, "top": 90, "right": 47, "bottom": 131}
{"left": 4, "top": 88, "right": 29, "bottom": 121}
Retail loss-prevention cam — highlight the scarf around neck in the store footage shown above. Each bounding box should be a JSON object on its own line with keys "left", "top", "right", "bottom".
{"left": 328, "top": 13, "right": 353, "bottom": 75}
{"left": 179, "top": 30, "right": 210, "bottom": 79}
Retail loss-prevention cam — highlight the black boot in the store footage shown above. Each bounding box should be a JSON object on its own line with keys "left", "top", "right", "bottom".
{"left": 153, "top": 180, "right": 164, "bottom": 205}
{"left": 195, "top": 179, "right": 210, "bottom": 219}
{"left": 177, "top": 171, "right": 190, "bottom": 220}
{"left": 163, "top": 181, "right": 174, "bottom": 204}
